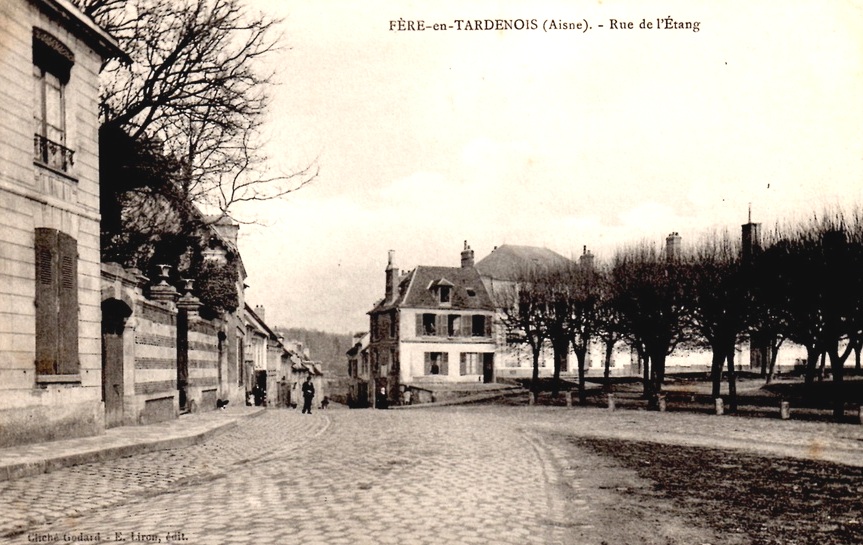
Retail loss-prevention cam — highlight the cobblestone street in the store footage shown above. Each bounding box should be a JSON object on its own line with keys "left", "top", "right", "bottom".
{"left": 2, "top": 405, "right": 862, "bottom": 545}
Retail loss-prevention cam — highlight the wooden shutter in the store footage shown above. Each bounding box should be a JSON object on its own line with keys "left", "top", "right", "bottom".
{"left": 34, "top": 228, "right": 58, "bottom": 374}
{"left": 440, "top": 353, "right": 449, "bottom": 375}
{"left": 57, "top": 231, "right": 78, "bottom": 374}
{"left": 484, "top": 314, "right": 492, "bottom": 337}
{"left": 460, "top": 353, "right": 466, "bottom": 375}
{"left": 415, "top": 314, "right": 423, "bottom": 336}
{"left": 436, "top": 314, "right": 446, "bottom": 337}
{"left": 424, "top": 352, "right": 431, "bottom": 375}
{"left": 461, "top": 314, "right": 471, "bottom": 337}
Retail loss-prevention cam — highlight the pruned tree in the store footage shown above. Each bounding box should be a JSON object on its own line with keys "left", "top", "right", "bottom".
{"left": 611, "top": 242, "right": 692, "bottom": 404}
{"left": 686, "top": 231, "right": 749, "bottom": 412}
{"left": 496, "top": 271, "right": 550, "bottom": 397}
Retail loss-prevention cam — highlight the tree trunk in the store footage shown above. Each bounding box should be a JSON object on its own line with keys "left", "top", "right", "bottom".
{"left": 551, "top": 337, "right": 568, "bottom": 398}
{"left": 828, "top": 348, "right": 845, "bottom": 422}
{"left": 642, "top": 353, "right": 652, "bottom": 399}
{"left": 576, "top": 349, "right": 587, "bottom": 405}
{"left": 653, "top": 351, "right": 667, "bottom": 394}
{"left": 759, "top": 340, "right": 768, "bottom": 377}
{"left": 727, "top": 349, "right": 737, "bottom": 413}
{"left": 804, "top": 345, "right": 819, "bottom": 388}
{"left": 531, "top": 346, "right": 541, "bottom": 396}
{"left": 602, "top": 339, "right": 614, "bottom": 392}
{"left": 710, "top": 350, "right": 724, "bottom": 398}
{"left": 856, "top": 343, "right": 862, "bottom": 370}
{"left": 766, "top": 339, "right": 781, "bottom": 385}
{"left": 818, "top": 351, "right": 827, "bottom": 382}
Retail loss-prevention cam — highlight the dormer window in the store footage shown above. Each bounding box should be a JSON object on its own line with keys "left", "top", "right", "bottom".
{"left": 439, "top": 286, "right": 451, "bottom": 304}
{"left": 429, "top": 278, "right": 454, "bottom": 306}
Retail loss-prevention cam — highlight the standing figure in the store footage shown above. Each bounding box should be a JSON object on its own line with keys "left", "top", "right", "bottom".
{"left": 301, "top": 375, "right": 315, "bottom": 414}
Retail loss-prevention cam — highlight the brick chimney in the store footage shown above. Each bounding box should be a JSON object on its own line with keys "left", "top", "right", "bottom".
{"left": 665, "top": 232, "right": 681, "bottom": 261}
{"left": 385, "top": 250, "right": 398, "bottom": 303}
{"left": 460, "top": 240, "right": 475, "bottom": 268}
{"left": 254, "top": 304, "right": 265, "bottom": 323}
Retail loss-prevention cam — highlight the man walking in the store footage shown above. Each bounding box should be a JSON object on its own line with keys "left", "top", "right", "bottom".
{"left": 301, "top": 375, "right": 315, "bottom": 414}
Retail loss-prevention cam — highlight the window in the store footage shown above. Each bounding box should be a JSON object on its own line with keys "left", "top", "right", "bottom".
{"left": 32, "top": 29, "right": 74, "bottom": 172}
{"left": 439, "top": 286, "right": 451, "bottom": 304}
{"left": 422, "top": 313, "right": 435, "bottom": 335}
{"left": 34, "top": 228, "right": 78, "bottom": 378}
{"left": 472, "top": 315, "right": 489, "bottom": 337}
{"left": 424, "top": 352, "right": 448, "bottom": 375}
{"left": 460, "top": 353, "right": 482, "bottom": 375}
{"left": 447, "top": 315, "right": 461, "bottom": 337}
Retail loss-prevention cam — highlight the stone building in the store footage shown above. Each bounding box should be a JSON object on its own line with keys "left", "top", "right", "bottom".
{"left": 367, "top": 243, "right": 497, "bottom": 405}
{"left": 0, "top": 0, "right": 125, "bottom": 447}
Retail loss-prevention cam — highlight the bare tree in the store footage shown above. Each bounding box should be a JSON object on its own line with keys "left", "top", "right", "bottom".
{"left": 75, "top": 0, "right": 316, "bottom": 220}
{"left": 686, "top": 232, "right": 749, "bottom": 412}
{"left": 610, "top": 242, "right": 692, "bottom": 404}
{"left": 496, "top": 272, "right": 550, "bottom": 398}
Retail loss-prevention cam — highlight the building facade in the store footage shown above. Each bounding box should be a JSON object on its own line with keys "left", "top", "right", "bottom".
{"left": 368, "top": 243, "right": 497, "bottom": 404}
{"left": 0, "top": 0, "right": 125, "bottom": 447}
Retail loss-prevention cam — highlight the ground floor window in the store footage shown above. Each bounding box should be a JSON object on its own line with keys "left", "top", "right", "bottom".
{"left": 424, "top": 352, "right": 448, "bottom": 375}
{"left": 460, "top": 352, "right": 482, "bottom": 375}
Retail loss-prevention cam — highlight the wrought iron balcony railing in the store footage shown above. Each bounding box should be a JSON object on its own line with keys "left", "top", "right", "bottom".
{"left": 33, "top": 134, "right": 74, "bottom": 173}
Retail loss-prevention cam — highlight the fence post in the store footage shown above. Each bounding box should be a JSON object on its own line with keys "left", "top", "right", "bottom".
{"left": 607, "top": 393, "right": 616, "bottom": 411}
{"left": 565, "top": 391, "right": 572, "bottom": 407}
{"left": 657, "top": 393, "right": 667, "bottom": 412}
{"left": 714, "top": 397, "right": 724, "bottom": 416}
{"left": 780, "top": 400, "right": 791, "bottom": 420}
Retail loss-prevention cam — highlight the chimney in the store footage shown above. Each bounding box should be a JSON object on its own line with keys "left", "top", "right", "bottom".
{"left": 665, "top": 232, "right": 681, "bottom": 261}
{"left": 460, "top": 240, "right": 475, "bottom": 268}
{"left": 385, "top": 250, "right": 398, "bottom": 302}
{"left": 254, "top": 304, "right": 265, "bottom": 323}
{"left": 579, "top": 245, "right": 595, "bottom": 270}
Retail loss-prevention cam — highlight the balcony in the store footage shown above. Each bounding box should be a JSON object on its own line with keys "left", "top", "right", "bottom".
{"left": 34, "top": 134, "right": 74, "bottom": 173}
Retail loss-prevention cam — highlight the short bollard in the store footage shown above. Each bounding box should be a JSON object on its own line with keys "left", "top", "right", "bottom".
{"left": 780, "top": 400, "right": 791, "bottom": 420}
{"left": 714, "top": 397, "right": 724, "bottom": 416}
{"left": 529, "top": 392, "right": 535, "bottom": 406}
{"left": 657, "top": 394, "right": 667, "bottom": 412}
{"left": 607, "top": 393, "right": 616, "bottom": 411}
{"left": 565, "top": 391, "right": 572, "bottom": 407}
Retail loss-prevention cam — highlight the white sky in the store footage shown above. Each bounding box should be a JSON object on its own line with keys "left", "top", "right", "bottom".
{"left": 237, "top": 0, "right": 863, "bottom": 334}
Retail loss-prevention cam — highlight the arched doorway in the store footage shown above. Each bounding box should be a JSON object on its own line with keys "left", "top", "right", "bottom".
{"left": 102, "top": 298, "right": 132, "bottom": 428}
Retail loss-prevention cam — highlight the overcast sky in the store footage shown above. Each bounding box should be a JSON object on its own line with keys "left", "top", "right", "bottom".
{"left": 237, "top": 0, "right": 863, "bottom": 334}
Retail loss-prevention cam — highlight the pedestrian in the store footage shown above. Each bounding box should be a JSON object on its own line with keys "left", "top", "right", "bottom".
{"left": 301, "top": 375, "right": 315, "bottom": 414}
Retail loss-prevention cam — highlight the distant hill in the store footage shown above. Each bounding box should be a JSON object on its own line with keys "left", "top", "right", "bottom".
{"left": 273, "top": 327, "right": 353, "bottom": 377}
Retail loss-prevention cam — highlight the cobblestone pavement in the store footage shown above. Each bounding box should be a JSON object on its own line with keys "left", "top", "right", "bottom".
{"left": 2, "top": 405, "right": 862, "bottom": 545}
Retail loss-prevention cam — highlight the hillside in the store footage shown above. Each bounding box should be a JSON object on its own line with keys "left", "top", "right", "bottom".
{"left": 273, "top": 327, "right": 354, "bottom": 377}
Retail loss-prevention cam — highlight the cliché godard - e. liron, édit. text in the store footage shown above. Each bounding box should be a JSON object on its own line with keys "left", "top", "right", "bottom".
{"left": 389, "top": 17, "right": 700, "bottom": 33}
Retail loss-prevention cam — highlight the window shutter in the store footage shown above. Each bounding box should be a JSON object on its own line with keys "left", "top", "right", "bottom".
{"left": 461, "top": 314, "right": 471, "bottom": 337}
{"left": 424, "top": 352, "right": 431, "bottom": 375}
{"left": 34, "top": 228, "right": 58, "bottom": 374}
{"left": 441, "top": 353, "right": 449, "bottom": 375}
{"left": 460, "top": 353, "right": 466, "bottom": 375}
{"left": 484, "top": 315, "right": 492, "bottom": 337}
{"left": 57, "top": 232, "right": 78, "bottom": 374}
{"left": 415, "top": 314, "right": 423, "bottom": 336}
{"left": 436, "top": 314, "right": 446, "bottom": 337}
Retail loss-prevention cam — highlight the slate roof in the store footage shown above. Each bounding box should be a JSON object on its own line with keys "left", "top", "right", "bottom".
{"left": 371, "top": 265, "right": 495, "bottom": 313}
{"left": 475, "top": 244, "right": 572, "bottom": 281}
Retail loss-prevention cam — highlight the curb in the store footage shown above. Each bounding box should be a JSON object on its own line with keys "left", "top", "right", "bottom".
{"left": 0, "top": 411, "right": 260, "bottom": 483}
{"left": 391, "top": 388, "right": 527, "bottom": 409}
